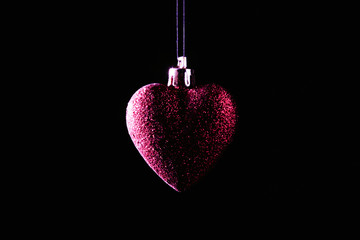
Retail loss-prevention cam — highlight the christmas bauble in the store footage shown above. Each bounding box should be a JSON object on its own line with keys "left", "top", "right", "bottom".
{"left": 126, "top": 82, "right": 237, "bottom": 191}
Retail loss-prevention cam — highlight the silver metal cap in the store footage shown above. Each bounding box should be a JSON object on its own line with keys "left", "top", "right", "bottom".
{"left": 168, "top": 57, "right": 195, "bottom": 88}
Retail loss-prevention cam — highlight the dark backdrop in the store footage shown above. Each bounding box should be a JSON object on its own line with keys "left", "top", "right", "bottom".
{"left": 28, "top": 0, "right": 357, "bottom": 234}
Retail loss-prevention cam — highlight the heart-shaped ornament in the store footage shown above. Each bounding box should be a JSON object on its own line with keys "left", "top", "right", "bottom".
{"left": 126, "top": 58, "right": 237, "bottom": 191}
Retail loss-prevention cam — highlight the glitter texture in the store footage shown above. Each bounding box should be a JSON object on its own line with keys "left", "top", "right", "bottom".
{"left": 126, "top": 83, "right": 237, "bottom": 192}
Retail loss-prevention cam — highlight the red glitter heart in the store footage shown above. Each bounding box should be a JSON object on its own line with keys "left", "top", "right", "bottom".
{"left": 126, "top": 83, "right": 237, "bottom": 191}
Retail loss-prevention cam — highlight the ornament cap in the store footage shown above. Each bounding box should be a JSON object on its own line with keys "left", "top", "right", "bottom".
{"left": 168, "top": 56, "right": 195, "bottom": 88}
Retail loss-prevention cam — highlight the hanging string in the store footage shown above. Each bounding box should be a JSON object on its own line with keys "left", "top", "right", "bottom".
{"left": 183, "top": 0, "right": 185, "bottom": 57}
{"left": 176, "top": 0, "right": 179, "bottom": 58}
{"left": 176, "top": 0, "right": 185, "bottom": 58}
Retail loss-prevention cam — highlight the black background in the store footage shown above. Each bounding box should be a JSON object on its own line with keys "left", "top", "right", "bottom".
{"left": 19, "top": 0, "right": 358, "bottom": 234}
